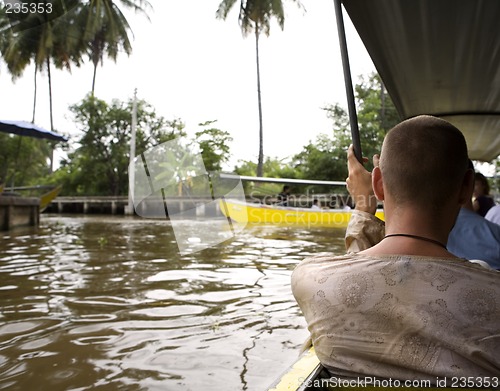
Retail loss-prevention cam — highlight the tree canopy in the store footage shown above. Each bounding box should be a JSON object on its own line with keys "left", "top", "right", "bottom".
{"left": 0, "top": 0, "right": 151, "bottom": 128}
{"left": 288, "top": 73, "right": 399, "bottom": 192}
{"left": 3, "top": 72, "right": 402, "bottom": 198}
{"left": 48, "top": 95, "right": 179, "bottom": 196}
{"left": 46, "top": 95, "right": 236, "bottom": 196}
{"left": 195, "top": 121, "right": 233, "bottom": 173}
{"left": 0, "top": 133, "right": 53, "bottom": 187}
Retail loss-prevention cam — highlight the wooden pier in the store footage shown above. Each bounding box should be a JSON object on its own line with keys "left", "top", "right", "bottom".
{"left": 0, "top": 196, "right": 39, "bottom": 230}
{"left": 44, "top": 193, "right": 353, "bottom": 218}
{"left": 46, "top": 196, "right": 224, "bottom": 217}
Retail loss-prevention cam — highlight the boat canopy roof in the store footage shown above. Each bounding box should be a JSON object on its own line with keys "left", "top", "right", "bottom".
{"left": 342, "top": 0, "right": 500, "bottom": 162}
{"left": 0, "top": 120, "right": 68, "bottom": 142}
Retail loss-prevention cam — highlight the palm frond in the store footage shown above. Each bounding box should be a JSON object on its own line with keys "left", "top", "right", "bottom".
{"left": 217, "top": 0, "right": 303, "bottom": 37}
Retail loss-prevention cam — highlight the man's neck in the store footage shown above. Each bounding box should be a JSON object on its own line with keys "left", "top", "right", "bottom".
{"left": 361, "top": 204, "right": 457, "bottom": 258}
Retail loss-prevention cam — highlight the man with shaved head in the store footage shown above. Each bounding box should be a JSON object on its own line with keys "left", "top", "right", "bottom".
{"left": 292, "top": 116, "right": 500, "bottom": 382}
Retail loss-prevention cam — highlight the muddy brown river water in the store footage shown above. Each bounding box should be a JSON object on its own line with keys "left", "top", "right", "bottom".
{"left": 0, "top": 215, "right": 346, "bottom": 390}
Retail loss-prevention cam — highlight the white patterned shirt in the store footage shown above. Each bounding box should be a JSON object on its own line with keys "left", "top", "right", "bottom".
{"left": 292, "top": 212, "right": 500, "bottom": 381}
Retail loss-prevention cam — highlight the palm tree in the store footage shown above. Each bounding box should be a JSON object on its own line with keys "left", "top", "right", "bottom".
{"left": 74, "top": 0, "right": 152, "bottom": 95}
{"left": 0, "top": 1, "right": 79, "bottom": 128}
{"left": 216, "top": 0, "right": 303, "bottom": 177}
{"left": 1, "top": 10, "right": 37, "bottom": 121}
{"left": 1, "top": 0, "right": 151, "bottom": 123}
{"left": 1, "top": 2, "right": 80, "bottom": 172}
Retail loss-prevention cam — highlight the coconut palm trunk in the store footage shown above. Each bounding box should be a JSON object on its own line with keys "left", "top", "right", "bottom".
{"left": 255, "top": 24, "right": 264, "bottom": 177}
{"left": 32, "top": 64, "right": 37, "bottom": 123}
{"left": 91, "top": 63, "right": 97, "bottom": 96}
{"left": 216, "top": 0, "right": 302, "bottom": 178}
{"left": 46, "top": 57, "right": 55, "bottom": 172}
{"left": 46, "top": 57, "right": 54, "bottom": 131}
{"left": 90, "top": 39, "right": 101, "bottom": 96}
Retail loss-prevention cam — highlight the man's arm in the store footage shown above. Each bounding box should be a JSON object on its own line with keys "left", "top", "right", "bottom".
{"left": 345, "top": 210, "right": 386, "bottom": 252}
{"left": 345, "top": 145, "right": 385, "bottom": 252}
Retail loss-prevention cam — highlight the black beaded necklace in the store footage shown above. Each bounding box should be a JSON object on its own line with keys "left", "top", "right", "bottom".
{"left": 383, "top": 233, "right": 447, "bottom": 250}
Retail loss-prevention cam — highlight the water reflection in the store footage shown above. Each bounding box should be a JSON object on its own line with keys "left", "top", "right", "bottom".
{"left": 0, "top": 215, "right": 346, "bottom": 390}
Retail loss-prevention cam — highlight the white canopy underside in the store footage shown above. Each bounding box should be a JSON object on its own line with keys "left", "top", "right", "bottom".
{"left": 342, "top": 0, "right": 500, "bottom": 161}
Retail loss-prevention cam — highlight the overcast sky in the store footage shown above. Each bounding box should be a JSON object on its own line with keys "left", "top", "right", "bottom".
{"left": 0, "top": 0, "right": 376, "bottom": 170}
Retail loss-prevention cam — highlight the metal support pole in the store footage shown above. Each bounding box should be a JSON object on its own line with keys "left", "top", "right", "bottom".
{"left": 333, "top": 0, "right": 362, "bottom": 163}
{"left": 126, "top": 89, "right": 138, "bottom": 215}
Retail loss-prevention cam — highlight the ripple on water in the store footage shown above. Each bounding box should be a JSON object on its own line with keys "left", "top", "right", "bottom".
{"left": 66, "top": 296, "right": 141, "bottom": 310}
{"left": 131, "top": 304, "right": 207, "bottom": 318}
{"left": 72, "top": 335, "right": 119, "bottom": 346}
{"left": 73, "top": 314, "right": 118, "bottom": 323}
{"left": 144, "top": 289, "right": 177, "bottom": 301}
{"left": 0, "top": 319, "right": 60, "bottom": 339}
{"left": 0, "top": 285, "right": 17, "bottom": 291}
{"left": 0, "top": 215, "right": 343, "bottom": 390}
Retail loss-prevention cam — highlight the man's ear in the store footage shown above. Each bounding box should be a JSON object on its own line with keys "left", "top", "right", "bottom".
{"left": 459, "top": 168, "right": 474, "bottom": 205}
{"left": 372, "top": 166, "right": 385, "bottom": 201}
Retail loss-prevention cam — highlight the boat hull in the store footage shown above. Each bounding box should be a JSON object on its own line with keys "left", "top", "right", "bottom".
{"left": 40, "top": 185, "right": 62, "bottom": 212}
{"left": 268, "top": 347, "right": 488, "bottom": 390}
{"left": 220, "top": 199, "right": 384, "bottom": 228}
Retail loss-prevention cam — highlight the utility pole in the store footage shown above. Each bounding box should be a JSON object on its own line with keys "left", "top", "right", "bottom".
{"left": 126, "top": 89, "right": 138, "bottom": 215}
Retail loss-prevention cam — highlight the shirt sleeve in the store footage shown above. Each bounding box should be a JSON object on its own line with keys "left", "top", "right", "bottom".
{"left": 345, "top": 210, "right": 386, "bottom": 253}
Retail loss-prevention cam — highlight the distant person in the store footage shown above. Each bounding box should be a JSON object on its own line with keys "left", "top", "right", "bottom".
{"left": 277, "top": 185, "right": 291, "bottom": 206}
{"left": 310, "top": 199, "right": 321, "bottom": 210}
{"left": 448, "top": 196, "right": 500, "bottom": 269}
{"left": 447, "top": 206, "right": 500, "bottom": 269}
{"left": 338, "top": 195, "right": 352, "bottom": 210}
{"left": 342, "top": 199, "right": 352, "bottom": 210}
{"left": 485, "top": 205, "right": 500, "bottom": 225}
{"left": 473, "top": 172, "right": 495, "bottom": 216}
{"left": 293, "top": 116, "right": 500, "bottom": 382}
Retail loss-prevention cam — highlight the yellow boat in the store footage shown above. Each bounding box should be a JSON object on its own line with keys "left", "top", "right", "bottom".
{"left": 268, "top": 347, "right": 487, "bottom": 391}
{"left": 220, "top": 199, "right": 384, "bottom": 228}
{"left": 3, "top": 185, "right": 62, "bottom": 212}
{"left": 39, "top": 185, "right": 62, "bottom": 212}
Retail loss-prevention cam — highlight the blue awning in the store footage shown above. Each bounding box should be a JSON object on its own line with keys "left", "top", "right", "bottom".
{"left": 0, "top": 120, "right": 68, "bottom": 142}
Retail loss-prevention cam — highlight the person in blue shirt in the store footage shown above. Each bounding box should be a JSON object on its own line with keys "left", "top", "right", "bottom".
{"left": 447, "top": 160, "right": 500, "bottom": 269}
{"left": 448, "top": 198, "right": 500, "bottom": 270}
{"left": 473, "top": 172, "right": 496, "bottom": 216}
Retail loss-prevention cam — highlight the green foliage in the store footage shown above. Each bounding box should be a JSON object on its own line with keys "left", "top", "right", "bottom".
{"left": 42, "top": 94, "right": 238, "bottom": 197}
{"left": 232, "top": 73, "right": 398, "bottom": 191}
{"left": 231, "top": 73, "right": 397, "bottom": 192}
{"left": 195, "top": 121, "right": 233, "bottom": 172}
{"left": 40, "top": 71, "right": 395, "bottom": 198}
{"left": 234, "top": 156, "right": 300, "bottom": 195}
{"left": 0, "top": 1, "right": 79, "bottom": 78}
{"left": 216, "top": 0, "right": 303, "bottom": 36}
{"left": 234, "top": 156, "right": 297, "bottom": 178}
{"left": 71, "top": 0, "right": 152, "bottom": 93}
{"left": 0, "top": 133, "right": 52, "bottom": 187}
{"left": 292, "top": 133, "right": 348, "bottom": 192}
{"left": 288, "top": 72, "right": 400, "bottom": 189}
{"left": 53, "top": 94, "right": 183, "bottom": 196}
{"left": 0, "top": 0, "right": 151, "bottom": 128}
{"left": 355, "top": 73, "right": 400, "bottom": 162}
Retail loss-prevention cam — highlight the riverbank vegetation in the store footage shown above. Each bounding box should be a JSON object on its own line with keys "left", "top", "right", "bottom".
{"left": 1, "top": 73, "right": 402, "bottom": 196}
